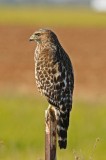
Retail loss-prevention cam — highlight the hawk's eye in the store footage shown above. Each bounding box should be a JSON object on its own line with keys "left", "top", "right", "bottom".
{"left": 35, "top": 33, "right": 41, "bottom": 36}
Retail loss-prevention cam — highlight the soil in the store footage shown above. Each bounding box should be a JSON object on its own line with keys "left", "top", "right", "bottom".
{"left": 0, "top": 25, "right": 106, "bottom": 100}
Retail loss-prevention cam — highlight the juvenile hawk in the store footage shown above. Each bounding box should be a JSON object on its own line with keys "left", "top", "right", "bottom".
{"left": 30, "top": 29, "right": 74, "bottom": 149}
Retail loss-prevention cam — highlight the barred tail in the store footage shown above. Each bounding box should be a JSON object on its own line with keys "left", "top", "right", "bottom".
{"left": 56, "top": 107, "right": 70, "bottom": 149}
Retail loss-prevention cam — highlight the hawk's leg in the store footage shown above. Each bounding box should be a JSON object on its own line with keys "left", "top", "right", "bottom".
{"left": 46, "top": 105, "right": 57, "bottom": 122}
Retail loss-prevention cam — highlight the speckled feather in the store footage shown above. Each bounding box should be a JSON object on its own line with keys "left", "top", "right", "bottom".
{"left": 30, "top": 29, "right": 74, "bottom": 149}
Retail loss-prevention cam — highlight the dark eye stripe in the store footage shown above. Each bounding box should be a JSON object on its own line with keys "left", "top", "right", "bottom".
{"left": 35, "top": 33, "right": 41, "bottom": 36}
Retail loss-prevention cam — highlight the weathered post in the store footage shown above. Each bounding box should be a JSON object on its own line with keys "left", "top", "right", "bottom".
{"left": 45, "top": 106, "right": 57, "bottom": 160}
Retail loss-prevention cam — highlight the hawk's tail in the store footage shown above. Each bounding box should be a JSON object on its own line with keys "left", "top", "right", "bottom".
{"left": 56, "top": 107, "right": 70, "bottom": 149}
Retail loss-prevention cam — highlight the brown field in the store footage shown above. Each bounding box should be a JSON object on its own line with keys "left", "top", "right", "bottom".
{"left": 0, "top": 25, "right": 106, "bottom": 100}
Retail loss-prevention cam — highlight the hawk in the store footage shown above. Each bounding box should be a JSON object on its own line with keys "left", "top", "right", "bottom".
{"left": 29, "top": 29, "right": 74, "bottom": 149}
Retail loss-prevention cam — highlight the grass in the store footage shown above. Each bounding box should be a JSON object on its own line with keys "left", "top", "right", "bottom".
{"left": 0, "top": 94, "right": 105, "bottom": 160}
{"left": 0, "top": 6, "right": 106, "bottom": 27}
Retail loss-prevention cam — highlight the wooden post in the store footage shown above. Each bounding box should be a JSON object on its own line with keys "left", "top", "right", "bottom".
{"left": 45, "top": 106, "right": 57, "bottom": 160}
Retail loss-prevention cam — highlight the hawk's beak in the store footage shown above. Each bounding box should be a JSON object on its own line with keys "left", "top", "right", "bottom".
{"left": 29, "top": 34, "right": 35, "bottom": 41}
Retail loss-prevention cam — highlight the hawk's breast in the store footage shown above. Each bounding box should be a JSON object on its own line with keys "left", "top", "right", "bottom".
{"left": 34, "top": 46, "right": 55, "bottom": 96}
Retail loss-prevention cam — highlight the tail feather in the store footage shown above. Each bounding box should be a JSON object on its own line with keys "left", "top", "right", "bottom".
{"left": 56, "top": 107, "right": 70, "bottom": 149}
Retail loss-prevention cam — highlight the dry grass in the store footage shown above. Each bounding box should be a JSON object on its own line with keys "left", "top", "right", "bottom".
{"left": 0, "top": 6, "right": 106, "bottom": 27}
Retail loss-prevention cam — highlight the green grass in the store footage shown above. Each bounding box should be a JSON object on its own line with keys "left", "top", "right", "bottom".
{"left": 0, "top": 94, "right": 105, "bottom": 160}
{"left": 0, "top": 6, "right": 106, "bottom": 27}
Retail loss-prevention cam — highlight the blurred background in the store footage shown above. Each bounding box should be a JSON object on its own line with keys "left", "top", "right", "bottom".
{"left": 0, "top": 0, "right": 106, "bottom": 160}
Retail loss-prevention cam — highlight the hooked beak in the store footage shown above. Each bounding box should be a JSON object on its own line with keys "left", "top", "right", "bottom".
{"left": 29, "top": 34, "right": 35, "bottom": 41}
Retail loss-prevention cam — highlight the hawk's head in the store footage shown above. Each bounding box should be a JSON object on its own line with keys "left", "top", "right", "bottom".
{"left": 29, "top": 28, "right": 58, "bottom": 44}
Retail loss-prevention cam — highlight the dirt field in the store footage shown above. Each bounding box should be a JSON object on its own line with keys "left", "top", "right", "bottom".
{"left": 0, "top": 25, "right": 106, "bottom": 100}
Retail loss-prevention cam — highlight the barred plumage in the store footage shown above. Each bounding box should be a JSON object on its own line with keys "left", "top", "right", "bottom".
{"left": 30, "top": 28, "right": 74, "bottom": 149}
